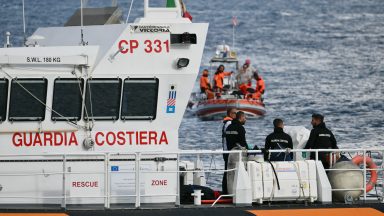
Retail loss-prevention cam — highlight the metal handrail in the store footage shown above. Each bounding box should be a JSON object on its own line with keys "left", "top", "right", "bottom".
{"left": 211, "top": 194, "right": 234, "bottom": 207}
{"left": 0, "top": 148, "right": 382, "bottom": 208}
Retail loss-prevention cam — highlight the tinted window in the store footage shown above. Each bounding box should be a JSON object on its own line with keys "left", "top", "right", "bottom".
{"left": 121, "top": 78, "right": 158, "bottom": 120}
{"left": 9, "top": 78, "right": 47, "bottom": 121}
{"left": 52, "top": 78, "right": 84, "bottom": 121}
{"left": 0, "top": 79, "right": 8, "bottom": 121}
{"left": 84, "top": 78, "right": 121, "bottom": 120}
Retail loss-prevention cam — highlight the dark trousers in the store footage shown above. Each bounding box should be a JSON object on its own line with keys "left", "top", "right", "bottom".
{"left": 222, "top": 153, "right": 229, "bottom": 194}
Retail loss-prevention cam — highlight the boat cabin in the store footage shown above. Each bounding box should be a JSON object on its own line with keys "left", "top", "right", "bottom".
{"left": 0, "top": 0, "right": 208, "bottom": 206}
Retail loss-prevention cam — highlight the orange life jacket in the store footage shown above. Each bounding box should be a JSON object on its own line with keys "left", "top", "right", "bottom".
{"left": 223, "top": 116, "right": 233, "bottom": 121}
{"left": 250, "top": 91, "right": 262, "bottom": 100}
{"left": 256, "top": 77, "right": 265, "bottom": 94}
{"left": 214, "top": 72, "right": 232, "bottom": 90}
{"left": 239, "top": 84, "right": 249, "bottom": 96}
{"left": 200, "top": 76, "right": 210, "bottom": 90}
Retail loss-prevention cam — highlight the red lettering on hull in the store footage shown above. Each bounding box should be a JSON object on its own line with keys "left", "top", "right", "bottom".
{"left": 12, "top": 132, "right": 78, "bottom": 147}
{"left": 95, "top": 131, "right": 169, "bottom": 146}
{"left": 152, "top": 179, "right": 168, "bottom": 186}
{"left": 12, "top": 131, "right": 169, "bottom": 147}
{"left": 72, "top": 181, "right": 98, "bottom": 188}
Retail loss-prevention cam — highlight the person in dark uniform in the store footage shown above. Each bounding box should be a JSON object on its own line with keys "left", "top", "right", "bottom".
{"left": 265, "top": 118, "right": 293, "bottom": 161}
{"left": 221, "top": 108, "right": 237, "bottom": 194}
{"left": 224, "top": 111, "right": 259, "bottom": 194}
{"left": 225, "top": 111, "right": 253, "bottom": 150}
{"left": 304, "top": 113, "right": 338, "bottom": 169}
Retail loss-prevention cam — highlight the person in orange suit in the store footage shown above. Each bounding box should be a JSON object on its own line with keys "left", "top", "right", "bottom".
{"left": 248, "top": 72, "right": 265, "bottom": 100}
{"left": 254, "top": 72, "right": 265, "bottom": 95}
{"left": 199, "top": 69, "right": 214, "bottom": 99}
{"left": 213, "top": 65, "right": 233, "bottom": 95}
{"left": 200, "top": 69, "right": 211, "bottom": 93}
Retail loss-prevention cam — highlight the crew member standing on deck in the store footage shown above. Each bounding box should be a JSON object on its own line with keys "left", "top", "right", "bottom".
{"left": 304, "top": 113, "right": 338, "bottom": 169}
{"left": 225, "top": 111, "right": 254, "bottom": 150}
{"left": 221, "top": 108, "right": 237, "bottom": 194}
{"left": 265, "top": 118, "right": 293, "bottom": 161}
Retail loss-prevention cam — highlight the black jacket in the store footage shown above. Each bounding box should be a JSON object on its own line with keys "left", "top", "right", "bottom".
{"left": 221, "top": 117, "right": 232, "bottom": 151}
{"left": 305, "top": 122, "right": 338, "bottom": 150}
{"left": 265, "top": 127, "right": 293, "bottom": 150}
{"left": 225, "top": 119, "right": 249, "bottom": 150}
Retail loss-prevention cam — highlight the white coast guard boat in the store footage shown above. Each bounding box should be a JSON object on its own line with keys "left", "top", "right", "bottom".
{"left": 0, "top": 0, "right": 207, "bottom": 207}
{"left": 0, "top": 1, "right": 382, "bottom": 215}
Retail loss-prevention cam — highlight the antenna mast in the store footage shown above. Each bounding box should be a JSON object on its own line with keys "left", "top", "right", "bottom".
{"left": 80, "top": 0, "right": 86, "bottom": 45}
{"left": 125, "top": 0, "right": 135, "bottom": 24}
{"left": 22, "top": 0, "right": 27, "bottom": 46}
{"left": 232, "top": 16, "right": 238, "bottom": 51}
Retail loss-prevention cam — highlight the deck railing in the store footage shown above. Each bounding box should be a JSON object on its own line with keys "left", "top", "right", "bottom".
{"left": 0, "top": 148, "right": 382, "bottom": 209}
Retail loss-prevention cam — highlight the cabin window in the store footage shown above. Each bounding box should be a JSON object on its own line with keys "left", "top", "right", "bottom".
{"left": 9, "top": 78, "right": 48, "bottom": 121}
{"left": 121, "top": 78, "right": 159, "bottom": 120}
{"left": 52, "top": 78, "right": 84, "bottom": 121}
{"left": 0, "top": 79, "right": 8, "bottom": 121}
{"left": 84, "top": 78, "right": 121, "bottom": 120}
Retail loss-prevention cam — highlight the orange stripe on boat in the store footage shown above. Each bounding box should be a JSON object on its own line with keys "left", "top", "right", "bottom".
{"left": 247, "top": 208, "right": 383, "bottom": 216}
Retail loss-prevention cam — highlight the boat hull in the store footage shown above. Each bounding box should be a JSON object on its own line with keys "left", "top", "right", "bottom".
{"left": 194, "top": 99, "right": 266, "bottom": 120}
